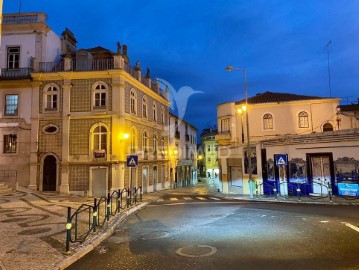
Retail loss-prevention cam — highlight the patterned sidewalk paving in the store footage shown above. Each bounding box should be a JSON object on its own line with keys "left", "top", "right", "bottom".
{"left": 0, "top": 183, "right": 358, "bottom": 270}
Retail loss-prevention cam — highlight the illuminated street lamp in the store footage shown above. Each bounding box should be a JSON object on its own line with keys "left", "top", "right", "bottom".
{"left": 225, "top": 66, "right": 254, "bottom": 199}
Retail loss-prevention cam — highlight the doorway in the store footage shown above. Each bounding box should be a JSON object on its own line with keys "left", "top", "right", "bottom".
{"left": 43, "top": 155, "right": 57, "bottom": 191}
{"left": 310, "top": 155, "right": 331, "bottom": 195}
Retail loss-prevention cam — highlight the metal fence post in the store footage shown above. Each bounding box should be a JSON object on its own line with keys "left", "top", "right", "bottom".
{"left": 106, "top": 192, "right": 110, "bottom": 221}
{"left": 297, "top": 183, "right": 301, "bottom": 202}
{"left": 65, "top": 207, "right": 72, "bottom": 254}
{"left": 93, "top": 198, "right": 97, "bottom": 232}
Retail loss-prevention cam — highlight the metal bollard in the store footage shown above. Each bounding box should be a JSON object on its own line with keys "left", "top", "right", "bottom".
{"left": 297, "top": 188, "right": 301, "bottom": 202}
{"left": 126, "top": 188, "right": 130, "bottom": 208}
{"left": 65, "top": 207, "right": 72, "bottom": 254}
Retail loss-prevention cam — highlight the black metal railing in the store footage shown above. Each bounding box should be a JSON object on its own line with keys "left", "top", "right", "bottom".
{"left": 65, "top": 186, "right": 142, "bottom": 253}
{"left": 0, "top": 68, "right": 32, "bottom": 79}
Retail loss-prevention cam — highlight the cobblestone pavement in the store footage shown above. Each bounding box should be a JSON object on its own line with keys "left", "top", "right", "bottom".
{"left": 0, "top": 182, "right": 357, "bottom": 270}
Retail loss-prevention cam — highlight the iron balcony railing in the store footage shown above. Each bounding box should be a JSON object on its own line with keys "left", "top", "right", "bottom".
{"left": 0, "top": 68, "right": 32, "bottom": 79}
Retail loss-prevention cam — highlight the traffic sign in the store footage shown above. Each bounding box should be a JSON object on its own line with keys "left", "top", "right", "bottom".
{"left": 126, "top": 155, "right": 138, "bottom": 167}
{"left": 275, "top": 154, "right": 287, "bottom": 166}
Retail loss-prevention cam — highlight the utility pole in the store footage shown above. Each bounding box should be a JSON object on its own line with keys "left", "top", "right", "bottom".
{"left": 324, "top": 40, "right": 332, "bottom": 97}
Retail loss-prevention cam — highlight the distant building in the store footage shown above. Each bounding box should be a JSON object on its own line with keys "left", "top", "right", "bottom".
{"left": 200, "top": 128, "right": 218, "bottom": 180}
{"left": 0, "top": 12, "right": 170, "bottom": 195}
{"left": 216, "top": 91, "right": 359, "bottom": 197}
{"left": 168, "top": 112, "right": 198, "bottom": 187}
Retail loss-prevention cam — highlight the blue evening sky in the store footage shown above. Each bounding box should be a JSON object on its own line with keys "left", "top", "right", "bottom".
{"left": 4, "top": 0, "right": 359, "bottom": 134}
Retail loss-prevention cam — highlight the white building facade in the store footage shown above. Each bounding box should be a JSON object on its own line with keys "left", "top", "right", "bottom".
{"left": 216, "top": 91, "right": 359, "bottom": 197}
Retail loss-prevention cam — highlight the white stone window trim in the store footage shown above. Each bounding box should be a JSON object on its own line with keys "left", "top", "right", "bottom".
{"left": 263, "top": 113, "right": 274, "bottom": 130}
{"left": 92, "top": 81, "right": 109, "bottom": 111}
{"left": 43, "top": 83, "right": 60, "bottom": 113}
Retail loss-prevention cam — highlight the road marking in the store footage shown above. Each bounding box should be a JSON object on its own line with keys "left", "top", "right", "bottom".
{"left": 170, "top": 197, "right": 179, "bottom": 201}
{"left": 342, "top": 222, "right": 359, "bottom": 233}
{"left": 196, "top": 197, "right": 207, "bottom": 200}
{"left": 183, "top": 197, "right": 193, "bottom": 200}
{"left": 176, "top": 245, "right": 217, "bottom": 257}
{"left": 209, "top": 197, "right": 221, "bottom": 201}
{"left": 157, "top": 198, "right": 164, "bottom": 202}
{"left": 320, "top": 221, "right": 329, "bottom": 223}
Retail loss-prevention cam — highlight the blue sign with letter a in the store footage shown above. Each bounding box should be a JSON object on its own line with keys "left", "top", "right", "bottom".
{"left": 126, "top": 155, "right": 138, "bottom": 167}
{"left": 275, "top": 154, "right": 287, "bottom": 166}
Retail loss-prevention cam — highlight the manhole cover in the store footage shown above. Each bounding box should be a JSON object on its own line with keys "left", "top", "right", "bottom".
{"left": 176, "top": 245, "right": 217, "bottom": 257}
{"left": 140, "top": 231, "right": 169, "bottom": 240}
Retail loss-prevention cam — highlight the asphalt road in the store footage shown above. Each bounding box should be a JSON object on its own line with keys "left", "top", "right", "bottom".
{"left": 67, "top": 194, "right": 359, "bottom": 270}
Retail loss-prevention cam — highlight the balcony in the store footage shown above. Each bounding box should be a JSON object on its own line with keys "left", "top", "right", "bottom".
{"left": 0, "top": 68, "right": 32, "bottom": 80}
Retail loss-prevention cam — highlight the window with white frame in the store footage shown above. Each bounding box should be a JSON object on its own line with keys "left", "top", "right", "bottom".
{"left": 93, "top": 82, "right": 108, "bottom": 109}
{"left": 92, "top": 124, "right": 108, "bottom": 151}
{"left": 263, "top": 113, "right": 273, "bottom": 130}
{"left": 130, "top": 89, "right": 137, "bottom": 114}
{"left": 153, "top": 102, "right": 157, "bottom": 121}
{"left": 4, "top": 94, "right": 18, "bottom": 116}
{"left": 3, "top": 134, "right": 17, "bottom": 153}
{"left": 142, "top": 96, "right": 148, "bottom": 118}
{"left": 298, "top": 111, "right": 309, "bottom": 128}
{"left": 207, "top": 145, "right": 211, "bottom": 152}
{"left": 221, "top": 118, "right": 230, "bottom": 132}
{"left": 7, "top": 47, "right": 20, "bottom": 69}
{"left": 44, "top": 84, "right": 59, "bottom": 111}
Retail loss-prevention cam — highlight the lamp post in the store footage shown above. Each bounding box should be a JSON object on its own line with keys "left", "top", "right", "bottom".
{"left": 225, "top": 66, "right": 254, "bottom": 199}
{"left": 237, "top": 107, "right": 245, "bottom": 144}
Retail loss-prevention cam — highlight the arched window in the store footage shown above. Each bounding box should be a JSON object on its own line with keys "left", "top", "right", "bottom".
{"left": 263, "top": 113, "right": 273, "bottom": 130}
{"left": 323, "top": 123, "right": 334, "bottom": 132}
{"left": 130, "top": 89, "right": 137, "bottom": 114}
{"left": 298, "top": 111, "right": 309, "bottom": 128}
{"left": 93, "top": 82, "right": 108, "bottom": 109}
{"left": 93, "top": 125, "right": 108, "bottom": 151}
{"left": 44, "top": 83, "right": 59, "bottom": 111}
{"left": 142, "top": 95, "right": 148, "bottom": 118}
{"left": 153, "top": 102, "right": 157, "bottom": 122}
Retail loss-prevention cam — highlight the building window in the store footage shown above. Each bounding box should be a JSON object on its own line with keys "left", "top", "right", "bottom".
{"left": 323, "top": 123, "right": 334, "bottom": 132}
{"left": 221, "top": 118, "right": 230, "bottom": 132}
{"left": 44, "top": 84, "right": 58, "bottom": 111}
{"left": 263, "top": 113, "right": 273, "bottom": 130}
{"left": 7, "top": 47, "right": 20, "bottom": 69}
{"left": 93, "top": 82, "right": 108, "bottom": 109}
{"left": 207, "top": 157, "right": 211, "bottom": 163}
{"left": 161, "top": 136, "right": 165, "bottom": 156}
{"left": 143, "top": 131, "right": 148, "bottom": 152}
{"left": 153, "top": 102, "right": 157, "bottom": 121}
{"left": 142, "top": 96, "right": 148, "bottom": 118}
{"left": 161, "top": 106, "right": 165, "bottom": 124}
{"left": 130, "top": 89, "right": 137, "bottom": 114}
{"left": 130, "top": 128, "right": 137, "bottom": 153}
{"left": 92, "top": 124, "right": 108, "bottom": 151}
{"left": 3, "top": 134, "right": 17, "bottom": 153}
{"left": 153, "top": 134, "right": 158, "bottom": 154}
{"left": 207, "top": 145, "right": 211, "bottom": 152}
{"left": 4, "top": 94, "right": 18, "bottom": 116}
{"left": 298, "top": 111, "right": 309, "bottom": 128}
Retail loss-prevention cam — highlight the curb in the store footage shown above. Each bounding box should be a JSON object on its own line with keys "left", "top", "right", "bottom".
{"left": 55, "top": 200, "right": 153, "bottom": 270}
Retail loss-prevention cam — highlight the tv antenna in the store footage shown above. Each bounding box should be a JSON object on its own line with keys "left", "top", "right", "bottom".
{"left": 324, "top": 40, "right": 332, "bottom": 97}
